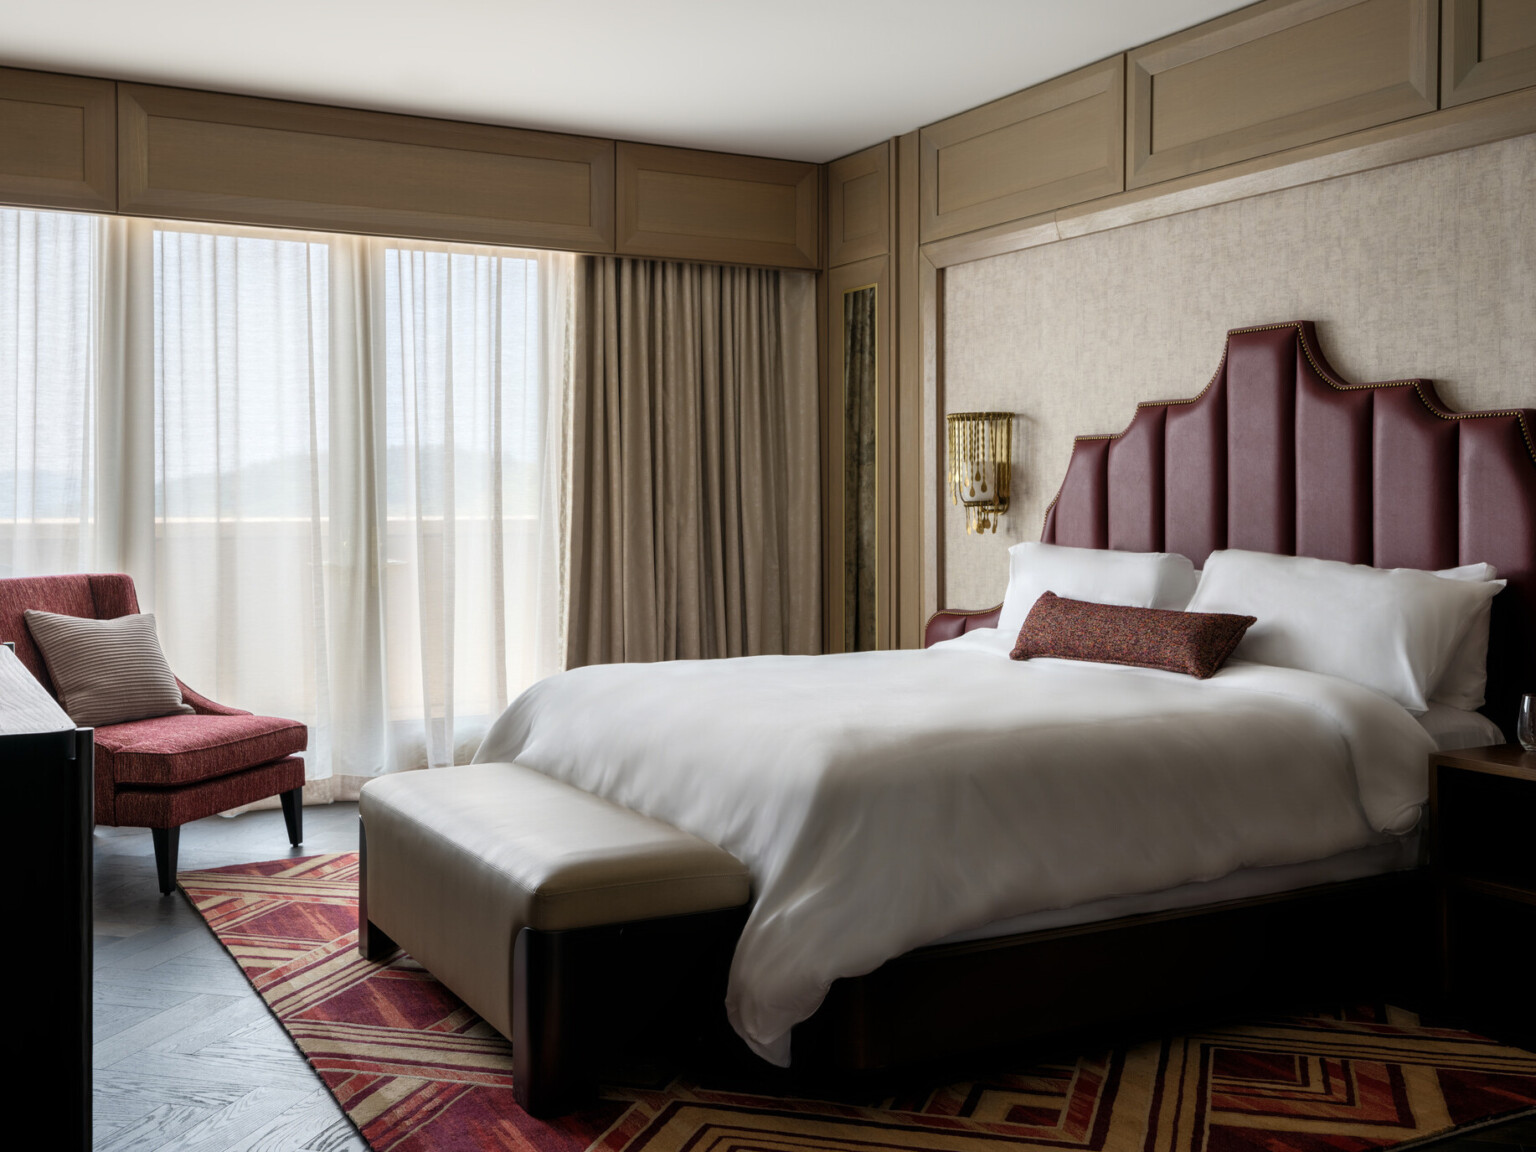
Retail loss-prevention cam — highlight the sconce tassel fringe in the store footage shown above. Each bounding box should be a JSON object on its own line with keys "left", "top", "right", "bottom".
{"left": 946, "top": 411, "right": 1013, "bottom": 534}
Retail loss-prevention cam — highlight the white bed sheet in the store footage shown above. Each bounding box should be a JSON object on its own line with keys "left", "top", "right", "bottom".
{"left": 1418, "top": 700, "right": 1506, "bottom": 751}
{"left": 935, "top": 832, "right": 1422, "bottom": 944}
{"left": 476, "top": 627, "right": 1433, "bottom": 1066}
{"left": 934, "top": 699, "right": 1499, "bottom": 947}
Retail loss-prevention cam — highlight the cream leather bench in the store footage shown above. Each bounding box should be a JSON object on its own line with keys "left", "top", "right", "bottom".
{"left": 357, "top": 762, "right": 751, "bottom": 1116}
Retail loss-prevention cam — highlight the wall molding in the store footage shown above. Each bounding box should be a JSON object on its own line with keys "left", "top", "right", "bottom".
{"left": 117, "top": 82, "right": 617, "bottom": 252}
{"left": 921, "top": 84, "right": 1536, "bottom": 271}
{"left": 616, "top": 142, "right": 818, "bottom": 269}
{"left": 0, "top": 65, "right": 821, "bottom": 270}
{"left": 827, "top": 142, "right": 890, "bottom": 268}
{"left": 1126, "top": 0, "right": 1437, "bottom": 189}
{"left": 0, "top": 67, "right": 116, "bottom": 212}
{"left": 1442, "top": 0, "right": 1536, "bottom": 108}
{"left": 919, "top": 57, "right": 1124, "bottom": 244}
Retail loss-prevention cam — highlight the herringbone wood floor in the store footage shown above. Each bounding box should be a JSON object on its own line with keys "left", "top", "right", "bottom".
{"left": 92, "top": 801, "right": 1536, "bottom": 1152}
{"left": 92, "top": 802, "right": 366, "bottom": 1152}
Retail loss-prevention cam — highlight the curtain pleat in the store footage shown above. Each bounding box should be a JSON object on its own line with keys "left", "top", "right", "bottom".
{"left": 567, "top": 256, "right": 819, "bottom": 666}
{"left": 0, "top": 209, "right": 99, "bottom": 578}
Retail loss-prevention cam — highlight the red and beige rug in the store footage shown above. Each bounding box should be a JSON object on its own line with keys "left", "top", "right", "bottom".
{"left": 180, "top": 852, "right": 1536, "bottom": 1152}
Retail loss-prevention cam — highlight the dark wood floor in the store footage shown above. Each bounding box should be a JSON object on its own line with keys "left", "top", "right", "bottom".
{"left": 92, "top": 803, "right": 1536, "bottom": 1152}
{"left": 92, "top": 802, "right": 365, "bottom": 1152}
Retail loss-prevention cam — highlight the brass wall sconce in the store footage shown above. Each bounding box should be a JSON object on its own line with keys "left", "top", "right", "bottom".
{"left": 946, "top": 411, "right": 1013, "bottom": 534}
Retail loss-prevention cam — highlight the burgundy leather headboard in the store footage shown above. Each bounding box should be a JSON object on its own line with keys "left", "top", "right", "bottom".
{"left": 1040, "top": 321, "right": 1536, "bottom": 738}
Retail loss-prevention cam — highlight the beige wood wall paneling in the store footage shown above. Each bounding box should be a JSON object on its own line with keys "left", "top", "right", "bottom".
{"left": 616, "top": 142, "right": 818, "bottom": 269}
{"left": 0, "top": 67, "right": 116, "bottom": 212}
{"left": 824, "top": 255, "right": 894, "bottom": 652}
{"left": 893, "top": 130, "right": 931, "bottom": 646}
{"left": 919, "top": 57, "right": 1124, "bottom": 244}
{"left": 827, "top": 142, "right": 890, "bottom": 267}
{"left": 1127, "top": 0, "right": 1438, "bottom": 189}
{"left": 116, "top": 84, "right": 615, "bottom": 250}
{"left": 816, "top": 225, "right": 833, "bottom": 652}
{"left": 922, "top": 80, "right": 1536, "bottom": 272}
{"left": 1443, "top": 0, "right": 1536, "bottom": 107}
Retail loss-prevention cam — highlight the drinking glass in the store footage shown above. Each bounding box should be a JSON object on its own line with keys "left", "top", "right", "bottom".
{"left": 1520, "top": 693, "right": 1536, "bottom": 753}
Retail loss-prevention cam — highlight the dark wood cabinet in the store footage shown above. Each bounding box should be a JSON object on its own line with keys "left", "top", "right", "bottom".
{"left": 1431, "top": 744, "right": 1536, "bottom": 1046}
{"left": 11, "top": 726, "right": 92, "bottom": 1149}
{"left": 4, "top": 635, "right": 92, "bottom": 1152}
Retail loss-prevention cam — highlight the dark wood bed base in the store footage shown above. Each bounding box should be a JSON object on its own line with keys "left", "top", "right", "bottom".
{"left": 793, "top": 871, "right": 1430, "bottom": 1071}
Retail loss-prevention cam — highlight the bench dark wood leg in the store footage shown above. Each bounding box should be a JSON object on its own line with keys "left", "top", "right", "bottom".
{"left": 356, "top": 815, "right": 398, "bottom": 961}
{"left": 514, "top": 926, "right": 592, "bottom": 1117}
{"left": 360, "top": 917, "right": 398, "bottom": 962}
{"left": 152, "top": 826, "right": 180, "bottom": 895}
{"left": 280, "top": 787, "right": 303, "bottom": 846}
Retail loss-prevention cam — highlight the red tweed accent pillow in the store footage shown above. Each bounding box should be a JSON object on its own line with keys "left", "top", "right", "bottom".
{"left": 1010, "top": 592, "right": 1256, "bottom": 679}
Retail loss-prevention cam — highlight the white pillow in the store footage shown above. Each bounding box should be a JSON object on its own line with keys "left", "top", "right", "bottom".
{"left": 1186, "top": 550, "right": 1504, "bottom": 715}
{"left": 1429, "top": 562, "right": 1499, "bottom": 712}
{"left": 995, "top": 542, "right": 1198, "bottom": 640}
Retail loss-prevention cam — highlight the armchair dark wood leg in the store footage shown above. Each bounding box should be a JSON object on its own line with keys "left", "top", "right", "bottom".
{"left": 280, "top": 787, "right": 303, "bottom": 846}
{"left": 151, "top": 826, "right": 180, "bottom": 895}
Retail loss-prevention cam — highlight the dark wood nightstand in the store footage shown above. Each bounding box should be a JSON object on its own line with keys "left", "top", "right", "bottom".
{"left": 1430, "top": 743, "right": 1536, "bottom": 1044}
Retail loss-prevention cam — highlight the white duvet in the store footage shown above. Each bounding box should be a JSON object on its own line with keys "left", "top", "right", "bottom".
{"left": 474, "top": 630, "right": 1433, "bottom": 1066}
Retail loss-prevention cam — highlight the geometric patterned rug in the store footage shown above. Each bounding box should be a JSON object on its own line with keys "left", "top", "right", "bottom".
{"left": 179, "top": 852, "right": 1536, "bottom": 1152}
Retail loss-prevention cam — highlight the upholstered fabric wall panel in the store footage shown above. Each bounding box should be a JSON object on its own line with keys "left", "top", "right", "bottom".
{"left": 1225, "top": 327, "right": 1299, "bottom": 556}
{"left": 1372, "top": 388, "right": 1461, "bottom": 571}
{"left": 1295, "top": 365, "right": 1375, "bottom": 564}
{"left": 1050, "top": 438, "right": 1109, "bottom": 551}
{"left": 1163, "top": 387, "right": 1228, "bottom": 566}
{"left": 942, "top": 132, "right": 1536, "bottom": 612}
{"left": 1106, "top": 406, "right": 1165, "bottom": 554}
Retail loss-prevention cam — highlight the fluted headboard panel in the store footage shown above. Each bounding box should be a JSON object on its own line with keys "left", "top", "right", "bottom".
{"left": 1041, "top": 321, "right": 1536, "bottom": 737}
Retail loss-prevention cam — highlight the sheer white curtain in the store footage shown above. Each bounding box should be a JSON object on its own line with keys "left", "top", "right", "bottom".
{"left": 0, "top": 208, "right": 572, "bottom": 795}
{"left": 150, "top": 225, "right": 572, "bottom": 792}
{"left": 0, "top": 208, "right": 101, "bottom": 577}
{"left": 381, "top": 243, "right": 568, "bottom": 769}
{"left": 152, "top": 226, "right": 339, "bottom": 775}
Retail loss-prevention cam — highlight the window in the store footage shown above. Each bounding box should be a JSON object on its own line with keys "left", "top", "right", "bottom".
{"left": 1, "top": 208, "right": 571, "bottom": 787}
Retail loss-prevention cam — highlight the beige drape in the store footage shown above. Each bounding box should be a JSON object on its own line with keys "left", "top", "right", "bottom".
{"left": 567, "top": 257, "right": 820, "bottom": 666}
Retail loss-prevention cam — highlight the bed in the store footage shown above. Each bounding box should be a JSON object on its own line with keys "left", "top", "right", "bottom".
{"left": 475, "top": 320, "right": 1536, "bottom": 1074}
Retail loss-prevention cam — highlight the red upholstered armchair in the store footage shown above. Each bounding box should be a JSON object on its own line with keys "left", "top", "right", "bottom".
{"left": 0, "top": 573, "right": 307, "bottom": 893}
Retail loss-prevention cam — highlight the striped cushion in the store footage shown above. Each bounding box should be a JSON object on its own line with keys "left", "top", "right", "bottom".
{"left": 23, "top": 609, "right": 193, "bottom": 727}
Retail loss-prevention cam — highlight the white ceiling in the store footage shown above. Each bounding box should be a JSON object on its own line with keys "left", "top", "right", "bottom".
{"left": 0, "top": 1, "right": 1254, "bottom": 163}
